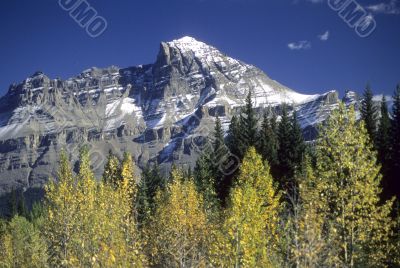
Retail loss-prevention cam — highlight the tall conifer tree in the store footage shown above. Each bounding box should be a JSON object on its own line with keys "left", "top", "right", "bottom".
{"left": 376, "top": 96, "right": 392, "bottom": 196}
{"left": 390, "top": 84, "right": 400, "bottom": 198}
{"left": 239, "top": 91, "right": 257, "bottom": 153}
{"left": 361, "top": 84, "right": 378, "bottom": 145}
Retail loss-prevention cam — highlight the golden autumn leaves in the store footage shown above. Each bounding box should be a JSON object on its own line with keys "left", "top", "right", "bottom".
{"left": 1, "top": 103, "right": 399, "bottom": 267}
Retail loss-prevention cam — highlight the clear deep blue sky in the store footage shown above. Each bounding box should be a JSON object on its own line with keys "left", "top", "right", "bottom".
{"left": 0, "top": 0, "right": 399, "bottom": 97}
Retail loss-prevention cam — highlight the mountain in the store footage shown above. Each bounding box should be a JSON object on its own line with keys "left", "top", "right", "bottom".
{"left": 0, "top": 36, "right": 345, "bottom": 212}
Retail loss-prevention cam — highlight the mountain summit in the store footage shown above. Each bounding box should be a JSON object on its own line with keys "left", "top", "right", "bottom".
{"left": 0, "top": 36, "right": 341, "bottom": 210}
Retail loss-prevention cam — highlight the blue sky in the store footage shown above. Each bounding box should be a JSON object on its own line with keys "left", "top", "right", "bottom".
{"left": 0, "top": 0, "right": 399, "bottom": 97}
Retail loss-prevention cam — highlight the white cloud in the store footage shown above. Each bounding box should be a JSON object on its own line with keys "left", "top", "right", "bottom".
{"left": 287, "top": 40, "right": 311, "bottom": 50}
{"left": 318, "top": 30, "right": 330, "bottom": 41}
{"left": 366, "top": 0, "right": 400, "bottom": 14}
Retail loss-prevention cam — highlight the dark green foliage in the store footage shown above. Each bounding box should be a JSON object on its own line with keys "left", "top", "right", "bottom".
{"left": 389, "top": 85, "right": 400, "bottom": 199}
{"left": 227, "top": 115, "right": 244, "bottom": 159}
{"left": 194, "top": 147, "right": 219, "bottom": 211}
{"left": 377, "top": 96, "right": 392, "bottom": 197}
{"left": 10, "top": 189, "right": 28, "bottom": 218}
{"left": 277, "top": 105, "right": 293, "bottom": 184}
{"left": 227, "top": 91, "right": 258, "bottom": 160}
{"left": 239, "top": 91, "right": 258, "bottom": 152}
{"left": 29, "top": 202, "right": 46, "bottom": 228}
{"left": 137, "top": 163, "right": 164, "bottom": 224}
{"left": 361, "top": 84, "right": 378, "bottom": 145}
{"left": 289, "top": 111, "right": 306, "bottom": 173}
{"left": 212, "top": 117, "right": 230, "bottom": 201}
{"left": 213, "top": 117, "right": 229, "bottom": 163}
{"left": 277, "top": 106, "right": 305, "bottom": 189}
{"left": 257, "top": 111, "right": 279, "bottom": 177}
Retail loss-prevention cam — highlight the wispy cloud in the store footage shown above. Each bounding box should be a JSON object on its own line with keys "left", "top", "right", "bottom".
{"left": 366, "top": 0, "right": 400, "bottom": 14}
{"left": 318, "top": 30, "right": 330, "bottom": 41}
{"left": 288, "top": 40, "right": 311, "bottom": 50}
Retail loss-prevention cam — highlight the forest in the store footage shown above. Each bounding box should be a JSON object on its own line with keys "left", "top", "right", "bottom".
{"left": 0, "top": 85, "right": 400, "bottom": 268}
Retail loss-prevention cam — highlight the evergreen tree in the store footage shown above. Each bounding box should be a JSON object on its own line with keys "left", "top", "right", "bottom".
{"left": 277, "top": 107, "right": 306, "bottom": 189}
{"left": 102, "top": 150, "right": 121, "bottom": 186}
{"left": 215, "top": 147, "right": 281, "bottom": 267}
{"left": 257, "top": 111, "right": 279, "bottom": 169}
{"left": 9, "top": 188, "right": 27, "bottom": 218}
{"left": 376, "top": 96, "right": 392, "bottom": 196}
{"left": 212, "top": 116, "right": 230, "bottom": 202}
{"left": 137, "top": 163, "right": 164, "bottom": 224}
{"left": 277, "top": 105, "right": 292, "bottom": 184}
{"left": 239, "top": 91, "right": 258, "bottom": 152}
{"left": 276, "top": 106, "right": 304, "bottom": 187}
{"left": 193, "top": 148, "right": 218, "bottom": 213}
{"left": 361, "top": 84, "right": 378, "bottom": 145}
{"left": 315, "top": 103, "right": 395, "bottom": 267}
{"left": 213, "top": 116, "right": 228, "bottom": 161}
{"left": 290, "top": 111, "right": 306, "bottom": 176}
{"left": 390, "top": 84, "right": 400, "bottom": 198}
{"left": 227, "top": 115, "right": 245, "bottom": 159}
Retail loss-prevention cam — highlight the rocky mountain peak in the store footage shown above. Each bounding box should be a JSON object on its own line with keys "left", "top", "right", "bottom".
{"left": 0, "top": 37, "right": 349, "bottom": 211}
{"left": 166, "top": 36, "right": 217, "bottom": 56}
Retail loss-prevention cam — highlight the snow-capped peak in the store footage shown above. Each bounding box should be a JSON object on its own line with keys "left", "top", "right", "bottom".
{"left": 167, "top": 36, "right": 218, "bottom": 58}
{"left": 172, "top": 36, "right": 199, "bottom": 43}
{"left": 168, "top": 36, "right": 205, "bottom": 47}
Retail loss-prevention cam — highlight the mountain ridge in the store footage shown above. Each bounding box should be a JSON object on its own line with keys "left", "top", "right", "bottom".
{"left": 0, "top": 36, "right": 351, "bottom": 212}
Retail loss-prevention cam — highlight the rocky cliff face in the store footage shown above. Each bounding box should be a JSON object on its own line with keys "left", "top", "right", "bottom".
{"left": 0, "top": 36, "right": 347, "bottom": 211}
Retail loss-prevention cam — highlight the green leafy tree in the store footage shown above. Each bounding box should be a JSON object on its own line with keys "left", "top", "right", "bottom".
{"left": 315, "top": 103, "right": 395, "bottom": 267}
{"left": 282, "top": 156, "right": 330, "bottom": 268}
{"left": 44, "top": 148, "right": 146, "bottom": 267}
{"left": 0, "top": 215, "right": 48, "bottom": 268}
{"left": 146, "top": 169, "right": 211, "bottom": 267}
{"left": 215, "top": 147, "right": 281, "bottom": 267}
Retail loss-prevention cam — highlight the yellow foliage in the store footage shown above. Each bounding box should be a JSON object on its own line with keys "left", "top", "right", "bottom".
{"left": 214, "top": 147, "right": 281, "bottom": 267}
{"left": 146, "top": 169, "right": 211, "bottom": 267}
{"left": 44, "top": 149, "right": 146, "bottom": 267}
{"left": 315, "top": 104, "right": 396, "bottom": 267}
